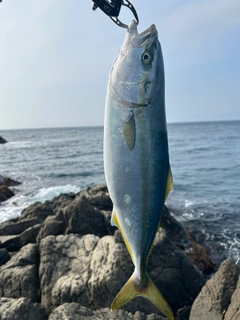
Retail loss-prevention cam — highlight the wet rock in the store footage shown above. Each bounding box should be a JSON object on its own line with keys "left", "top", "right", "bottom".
{"left": 0, "top": 244, "right": 40, "bottom": 302}
{"left": 189, "top": 258, "right": 240, "bottom": 320}
{"left": 0, "top": 136, "right": 7, "bottom": 144}
{"left": 0, "top": 297, "right": 48, "bottom": 320}
{"left": 0, "top": 175, "right": 21, "bottom": 187}
{"left": 0, "top": 186, "right": 15, "bottom": 202}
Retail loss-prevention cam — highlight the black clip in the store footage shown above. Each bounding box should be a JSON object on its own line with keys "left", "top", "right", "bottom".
{"left": 92, "top": 0, "right": 139, "bottom": 29}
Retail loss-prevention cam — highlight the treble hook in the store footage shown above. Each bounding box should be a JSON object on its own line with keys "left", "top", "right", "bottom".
{"left": 92, "top": 0, "right": 139, "bottom": 28}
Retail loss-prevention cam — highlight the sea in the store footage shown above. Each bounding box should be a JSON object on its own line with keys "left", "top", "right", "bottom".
{"left": 0, "top": 121, "right": 240, "bottom": 266}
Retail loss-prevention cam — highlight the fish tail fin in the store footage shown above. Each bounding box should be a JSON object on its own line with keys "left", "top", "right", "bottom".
{"left": 111, "top": 270, "right": 174, "bottom": 320}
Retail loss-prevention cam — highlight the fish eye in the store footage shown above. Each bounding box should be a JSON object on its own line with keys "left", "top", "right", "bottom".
{"left": 141, "top": 51, "right": 153, "bottom": 64}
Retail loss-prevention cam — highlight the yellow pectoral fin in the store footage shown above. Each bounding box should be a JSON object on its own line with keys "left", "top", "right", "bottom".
{"left": 164, "top": 167, "right": 173, "bottom": 202}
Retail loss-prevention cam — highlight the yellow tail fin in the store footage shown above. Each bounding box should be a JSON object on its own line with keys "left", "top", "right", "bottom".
{"left": 111, "top": 271, "right": 174, "bottom": 320}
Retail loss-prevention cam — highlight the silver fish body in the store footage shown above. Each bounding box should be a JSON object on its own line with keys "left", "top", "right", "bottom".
{"left": 104, "top": 20, "right": 174, "bottom": 320}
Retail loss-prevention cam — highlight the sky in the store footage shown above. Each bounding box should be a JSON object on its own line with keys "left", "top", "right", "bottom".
{"left": 0, "top": 0, "right": 240, "bottom": 129}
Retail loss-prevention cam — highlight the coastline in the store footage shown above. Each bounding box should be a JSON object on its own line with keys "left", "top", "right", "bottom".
{"left": 0, "top": 184, "right": 239, "bottom": 319}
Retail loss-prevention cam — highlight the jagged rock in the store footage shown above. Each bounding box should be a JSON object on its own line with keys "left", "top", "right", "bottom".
{"left": 39, "top": 231, "right": 205, "bottom": 316}
{"left": 45, "top": 193, "right": 76, "bottom": 213}
{"left": 0, "top": 248, "right": 10, "bottom": 266}
{"left": 161, "top": 206, "right": 215, "bottom": 275}
{"left": 189, "top": 258, "right": 240, "bottom": 320}
{"left": 20, "top": 202, "right": 55, "bottom": 222}
{"left": 49, "top": 304, "right": 167, "bottom": 320}
{"left": 0, "top": 136, "right": 7, "bottom": 144}
{"left": 0, "top": 218, "right": 39, "bottom": 236}
{"left": 0, "top": 224, "right": 41, "bottom": 251}
{"left": 63, "top": 193, "right": 109, "bottom": 236}
{"left": 0, "top": 244, "right": 40, "bottom": 302}
{"left": 224, "top": 275, "right": 240, "bottom": 320}
{"left": 37, "top": 193, "right": 109, "bottom": 242}
{"left": 85, "top": 184, "right": 113, "bottom": 210}
{"left": 0, "top": 186, "right": 15, "bottom": 202}
{"left": 36, "top": 210, "right": 66, "bottom": 243}
{"left": 0, "top": 175, "right": 21, "bottom": 187}
{"left": 0, "top": 297, "right": 48, "bottom": 320}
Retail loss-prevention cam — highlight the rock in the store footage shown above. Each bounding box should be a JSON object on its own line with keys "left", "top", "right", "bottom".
{"left": 63, "top": 193, "right": 109, "bottom": 236}
{"left": 177, "top": 306, "right": 191, "bottom": 320}
{"left": 39, "top": 231, "right": 205, "bottom": 316}
{"left": 49, "top": 304, "right": 167, "bottom": 320}
{"left": 0, "top": 218, "right": 40, "bottom": 236}
{"left": 0, "top": 224, "right": 41, "bottom": 251}
{"left": 20, "top": 202, "right": 55, "bottom": 223}
{"left": 45, "top": 192, "right": 76, "bottom": 213}
{"left": 0, "top": 186, "right": 15, "bottom": 202}
{"left": 0, "top": 176, "right": 21, "bottom": 203}
{"left": 0, "top": 175, "right": 21, "bottom": 187}
{"left": 161, "top": 206, "right": 215, "bottom": 275}
{"left": 0, "top": 136, "right": 7, "bottom": 144}
{"left": 36, "top": 210, "right": 66, "bottom": 243}
{"left": 0, "top": 244, "right": 40, "bottom": 302}
{"left": 224, "top": 275, "right": 240, "bottom": 320}
{"left": 0, "top": 248, "right": 10, "bottom": 266}
{"left": 0, "top": 297, "right": 48, "bottom": 320}
{"left": 37, "top": 193, "right": 109, "bottom": 242}
{"left": 85, "top": 184, "right": 113, "bottom": 210}
{"left": 189, "top": 258, "right": 240, "bottom": 320}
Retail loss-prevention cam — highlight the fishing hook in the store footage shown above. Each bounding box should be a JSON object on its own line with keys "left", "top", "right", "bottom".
{"left": 92, "top": 0, "right": 139, "bottom": 28}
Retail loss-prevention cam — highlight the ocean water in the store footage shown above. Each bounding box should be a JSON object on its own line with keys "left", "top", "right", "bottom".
{"left": 0, "top": 121, "right": 240, "bottom": 265}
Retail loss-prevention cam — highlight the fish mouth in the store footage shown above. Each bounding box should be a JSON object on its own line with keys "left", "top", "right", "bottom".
{"left": 128, "top": 20, "right": 157, "bottom": 47}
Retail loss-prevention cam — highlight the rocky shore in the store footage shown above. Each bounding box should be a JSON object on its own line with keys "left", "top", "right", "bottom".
{"left": 0, "top": 175, "right": 21, "bottom": 203}
{"left": 0, "top": 184, "right": 239, "bottom": 320}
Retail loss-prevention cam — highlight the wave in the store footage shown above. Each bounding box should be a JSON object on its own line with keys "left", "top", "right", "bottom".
{"left": 0, "top": 184, "right": 81, "bottom": 223}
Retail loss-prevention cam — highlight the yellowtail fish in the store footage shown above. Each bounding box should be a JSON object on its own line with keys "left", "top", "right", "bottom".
{"left": 104, "top": 20, "right": 174, "bottom": 320}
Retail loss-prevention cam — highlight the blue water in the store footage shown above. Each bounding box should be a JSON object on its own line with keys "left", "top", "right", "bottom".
{"left": 0, "top": 121, "right": 240, "bottom": 265}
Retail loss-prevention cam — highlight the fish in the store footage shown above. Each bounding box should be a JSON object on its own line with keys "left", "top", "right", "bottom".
{"left": 103, "top": 20, "right": 174, "bottom": 320}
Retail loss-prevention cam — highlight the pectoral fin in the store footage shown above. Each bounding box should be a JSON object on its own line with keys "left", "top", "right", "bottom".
{"left": 122, "top": 111, "right": 135, "bottom": 151}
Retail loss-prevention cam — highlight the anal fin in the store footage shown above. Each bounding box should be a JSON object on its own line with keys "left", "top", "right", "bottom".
{"left": 164, "top": 167, "right": 173, "bottom": 202}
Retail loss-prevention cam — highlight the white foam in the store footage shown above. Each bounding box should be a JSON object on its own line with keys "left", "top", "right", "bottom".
{"left": 0, "top": 184, "right": 81, "bottom": 223}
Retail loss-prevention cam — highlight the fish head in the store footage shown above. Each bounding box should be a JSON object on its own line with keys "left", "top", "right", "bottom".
{"left": 109, "top": 20, "right": 164, "bottom": 107}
